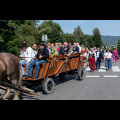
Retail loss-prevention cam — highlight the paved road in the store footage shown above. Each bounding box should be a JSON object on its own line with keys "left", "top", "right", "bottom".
{"left": 1, "top": 59, "right": 120, "bottom": 100}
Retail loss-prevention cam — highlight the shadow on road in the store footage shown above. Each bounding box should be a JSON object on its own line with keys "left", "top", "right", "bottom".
{"left": 0, "top": 74, "right": 81, "bottom": 100}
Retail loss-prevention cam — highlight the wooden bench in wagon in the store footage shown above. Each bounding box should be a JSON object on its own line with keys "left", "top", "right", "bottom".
{"left": 22, "top": 53, "right": 84, "bottom": 94}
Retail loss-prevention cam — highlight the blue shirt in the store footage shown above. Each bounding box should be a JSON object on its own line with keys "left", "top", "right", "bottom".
{"left": 73, "top": 46, "right": 79, "bottom": 53}
{"left": 64, "top": 45, "right": 70, "bottom": 54}
{"left": 58, "top": 47, "right": 65, "bottom": 55}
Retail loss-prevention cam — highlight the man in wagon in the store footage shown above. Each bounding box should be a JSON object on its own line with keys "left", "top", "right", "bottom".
{"left": 73, "top": 42, "right": 79, "bottom": 53}
{"left": 20, "top": 43, "right": 36, "bottom": 76}
{"left": 64, "top": 42, "right": 70, "bottom": 54}
{"left": 31, "top": 42, "right": 49, "bottom": 79}
{"left": 58, "top": 42, "right": 65, "bottom": 55}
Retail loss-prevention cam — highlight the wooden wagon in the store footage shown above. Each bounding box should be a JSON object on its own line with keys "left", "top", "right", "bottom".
{"left": 22, "top": 53, "right": 84, "bottom": 94}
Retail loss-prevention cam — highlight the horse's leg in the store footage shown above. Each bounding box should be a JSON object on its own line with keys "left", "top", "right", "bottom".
{"left": 3, "top": 87, "right": 11, "bottom": 100}
{"left": 13, "top": 89, "right": 19, "bottom": 100}
{"left": 11, "top": 80, "right": 20, "bottom": 100}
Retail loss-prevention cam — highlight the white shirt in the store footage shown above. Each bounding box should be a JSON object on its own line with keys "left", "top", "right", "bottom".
{"left": 104, "top": 52, "right": 112, "bottom": 59}
{"left": 20, "top": 47, "right": 36, "bottom": 62}
{"left": 78, "top": 46, "right": 81, "bottom": 53}
{"left": 89, "top": 51, "right": 97, "bottom": 60}
{"left": 83, "top": 52, "right": 88, "bottom": 59}
{"left": 32, "top": 49, "right": 37, "bottom": 58}
{"left": 95, "top": 51, "right": 100, "bottom": 58}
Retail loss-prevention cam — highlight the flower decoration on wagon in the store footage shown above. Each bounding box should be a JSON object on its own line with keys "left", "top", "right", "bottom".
{"left": 65, "top": 46, "right": 73, "bottom": 63}
{"left": 47, "top": 49, "right": 58, "bottom": 68}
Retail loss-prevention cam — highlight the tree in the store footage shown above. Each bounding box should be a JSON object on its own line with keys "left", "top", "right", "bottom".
{"left": 0, "top": 20, "right": 25, "bottom": 52}
{"left": 84, "top": 35, "right": 94, "bottom": 49}
{"left": 0, "top": 20, "right": 38, "bottom": 56}
{"left": 32, "top": 20, "right": 40, "bottom": 27}
{"left": 14, "top": 20, "right": 38, "bottom": 49}
{"left": 73, "top": 26, "right": 84, "bottom": 45}
{"left": 117, "top": 39, "right": 120, "bottom": 55}
{"left": 92, "top": 28, "right": 103, "bottom": 48}
{"left": 63, "top": 33, "right": 75, "bottom": 43}
{"left": 49, "top": 27, "right": 62, "bottom": 43}
{"left": 37, "top": 20, "right": 63, "bottom": 43}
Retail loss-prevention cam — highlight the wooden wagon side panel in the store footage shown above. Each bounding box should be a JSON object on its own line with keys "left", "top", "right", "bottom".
{"left": 22, "top": 63, "right": 49, "bottom": 80}
{"left": 57, "top": 57, "right": 80, "bottom": 74}
{"left": 77, "top": 56, "right": 84, "bottom": 68}
{"left": 47, "top": 60, "right": 64, "bottom": 77}
{"left": 69, "top": 57, "right": 79, "bottom": 69}
{"left": 39, "top": 63, "right": 49, "bottom": 79}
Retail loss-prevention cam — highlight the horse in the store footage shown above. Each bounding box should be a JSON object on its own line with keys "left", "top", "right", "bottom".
{"left": 0, "top": 53, "right": 38, "bottom": 100}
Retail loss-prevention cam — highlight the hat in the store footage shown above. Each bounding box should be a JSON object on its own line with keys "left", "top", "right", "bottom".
{"left": 39, "top": 41, "right": 46, "bottom": 46}
{"left": 21, "top": 43, "right": 28, "bottom": 47}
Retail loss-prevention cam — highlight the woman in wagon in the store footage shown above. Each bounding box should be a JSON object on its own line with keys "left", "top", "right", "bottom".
{"left": 104, "top": 49, "right": 112, "bottom": 70}
{"left": 88, "top": 48, "right": 96, "bottom": 73}
{"left": 113, "top": 48, "right": 118, "bottom": 63}
{"left": 49, "top": 43, "right": 58, "bottom": 56}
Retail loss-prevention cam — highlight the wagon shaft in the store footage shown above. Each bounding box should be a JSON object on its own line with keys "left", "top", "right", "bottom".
{"left": 0, "top": 81, "right": 31, "bottom": 94}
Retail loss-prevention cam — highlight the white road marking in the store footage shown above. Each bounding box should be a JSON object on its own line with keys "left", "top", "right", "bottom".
{"left": 98, "top": 66, "right": 106, "bottom": 72}
{"left": 112, "top": 66, "right": 120, "bottom": 72}
{"left": 85, "top": 66, "right": 120, "bottom": 73}
{"left": 85, "top": 67, "right": 90, "bottom": 72}
{"left": 86, "top": 76, "right": 100, "bottom": 78}
{"left": 103, "top": 75, "right": 118, "bottom": 78}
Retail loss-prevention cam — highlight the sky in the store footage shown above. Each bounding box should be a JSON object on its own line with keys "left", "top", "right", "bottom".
{"left": 38, "top": 20, "right": 120, "bottom": 36}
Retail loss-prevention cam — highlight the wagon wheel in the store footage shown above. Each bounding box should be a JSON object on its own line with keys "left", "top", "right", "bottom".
{"left": 42, "top": 78, "right": 55, "bottom": 94}
{"left": 59, "top": 73, "right": 66, "bottom": 81}
{"left": 78, "top": 68, "right": 84, "bottom": 81}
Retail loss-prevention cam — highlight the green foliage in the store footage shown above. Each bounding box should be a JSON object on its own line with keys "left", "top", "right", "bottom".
{"left": 38, "top": 20, "right": 63, "bottom": 43}
{"left": 32, "top": 20, "right": 40, "bottom": 27}
{"left": 84, "top": 35, "right": 94, "bottom": 49}
{"left": 117, "top": 39, "right": 120, "bottom": 55}
{"left": 92, "top": 28, "right": 103, "bottom": 48}
{"left": 63, "top": 33, "right": 75, "bottom": 43}
{"left": 7, "top": 39, "right": 21, "bottom": 55}
{"left": 16, "top": 20, "right": 37, "bottom": 45}
{"left": 73, "top": 26, "right": 84, "bottom": 45}
{"left": 0, "top": 20, "right": 113, "bottom": 57}
{"left": 0, "top": 20, "right": 38, "bottom": 55}
{"left": 0, "top": 20, "right": 25, "bottom": 52}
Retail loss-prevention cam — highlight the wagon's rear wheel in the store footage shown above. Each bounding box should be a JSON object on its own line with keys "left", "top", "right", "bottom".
{"left": 42, "top": 78, "right": 55, "bottom": 94}
{"left": 59, "top": 73, "right": 66, "bottom": 81}
{"left": 78, "top": 68, "right": 84, "bottom": 81}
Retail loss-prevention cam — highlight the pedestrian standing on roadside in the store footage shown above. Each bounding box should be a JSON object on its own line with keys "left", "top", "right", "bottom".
{"left": 95, "top": 48, "right": 101, "bottom": 70}
{"left": 88, "top": 48, "right": 96, "bottom": 73}
{"left": 83, "top": 49, "right": 88, "bottom": 70}
{"left": 104, "top": 49, "right": 112, "bottom": 70}
{"left": 113, "top": 48, "right": 118, "bottom": 63}
{"left": 100, "top": 47, "right": 104, "bottom": 62}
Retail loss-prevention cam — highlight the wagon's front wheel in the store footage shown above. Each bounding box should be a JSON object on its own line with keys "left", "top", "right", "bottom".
{"left": 78, "top": 68, "right": 84, "bottom": 81}
{"left": 42, "top": 78, "right": 55, "bottom": 94}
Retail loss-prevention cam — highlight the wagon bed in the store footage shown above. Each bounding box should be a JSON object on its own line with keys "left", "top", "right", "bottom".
{"left": 22, "top": 53, "right": 84, "bottom": 94}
